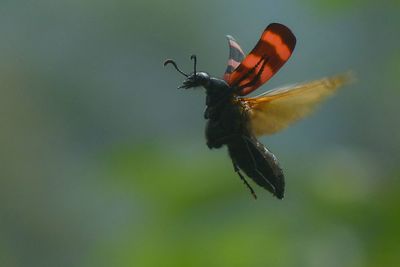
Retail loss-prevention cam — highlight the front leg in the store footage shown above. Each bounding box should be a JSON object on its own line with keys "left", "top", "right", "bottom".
{"left": 205, "top": 119, "right": 235, "bottom": 149}
{"left": 206, "top": 133, "right": 243, "bottom": 149}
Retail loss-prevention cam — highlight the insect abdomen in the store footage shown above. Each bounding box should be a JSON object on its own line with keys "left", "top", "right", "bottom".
{"left": 228, "top": 137, "right": 285, "bottom": 199}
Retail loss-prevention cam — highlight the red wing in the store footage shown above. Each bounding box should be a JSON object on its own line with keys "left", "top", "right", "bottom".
{"left": 223, "top": 35, "right": 245, "bottom": 82}
{"left": 226, "top": 23, "right": 296, "bottom": 96}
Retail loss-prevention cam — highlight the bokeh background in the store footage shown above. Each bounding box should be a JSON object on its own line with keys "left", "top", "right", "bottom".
{"left": 1, "top": 0, "right": 399, "bottom": 266}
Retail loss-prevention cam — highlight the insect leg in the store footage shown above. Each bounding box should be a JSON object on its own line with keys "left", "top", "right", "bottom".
{"left": 207, "top": 133, "right": 242, "bottom": 149}
{"left": 241, "top": 136, "right": 277, "bottom": 194}
{"left": 232, "top": 160, "right": 257, "bottom": 199}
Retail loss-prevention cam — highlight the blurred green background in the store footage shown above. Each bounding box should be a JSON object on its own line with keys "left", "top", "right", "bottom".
{"left": 1, "top": 0, "right": 399, "bottom": 266}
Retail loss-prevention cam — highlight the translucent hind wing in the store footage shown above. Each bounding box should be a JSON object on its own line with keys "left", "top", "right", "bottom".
{"left": 242, "top": 73, "right": 353, "bottom": 136}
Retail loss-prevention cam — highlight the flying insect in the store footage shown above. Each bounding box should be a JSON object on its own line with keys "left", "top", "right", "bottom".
{"left": 165, "top": 23, "right": 350, "bottom": 199}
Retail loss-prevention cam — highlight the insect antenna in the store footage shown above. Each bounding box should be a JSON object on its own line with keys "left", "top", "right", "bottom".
{"left": 164, "top": 59, "right": 189, "bottom": 77}
{"left": 190, "top": 54, "right": 197, "bottom": 80}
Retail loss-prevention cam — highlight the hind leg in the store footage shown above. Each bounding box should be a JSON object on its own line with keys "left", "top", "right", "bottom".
{"left": 232, "top": 160, "right": 257, "bottom": 199}
{"left": 228, "top": 136, "right": 284, "bottom": 199}
{"left": 241, "top": 136, "right": 277, "bottom": 194}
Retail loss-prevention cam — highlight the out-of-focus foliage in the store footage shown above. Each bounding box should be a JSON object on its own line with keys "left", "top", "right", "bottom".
{"left": 0, "top": 1, "right": 399, "bottom": 267}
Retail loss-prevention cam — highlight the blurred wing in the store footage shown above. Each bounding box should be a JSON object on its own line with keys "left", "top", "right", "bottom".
{"left": 227, "top": 23, "right": 296, "bottom": 96}
{"left": 223, "top": 35, "right": 245, "bottom": 82}
{"left": 242, "top": 73, "right": 353, "bottom": 136}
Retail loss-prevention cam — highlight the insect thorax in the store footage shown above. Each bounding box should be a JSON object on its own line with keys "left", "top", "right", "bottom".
{"left": 204, "top": 77, "right": 232, "bottom": 104}
{"left": 203, "top": 77, "right": 232, "bottom": 118}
